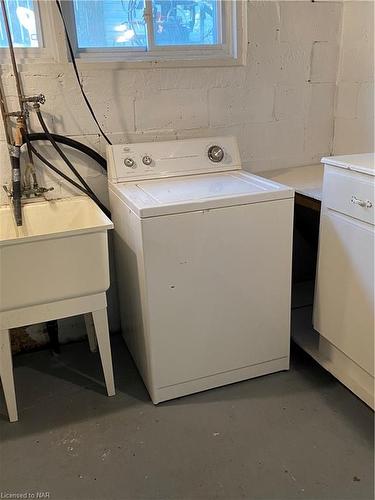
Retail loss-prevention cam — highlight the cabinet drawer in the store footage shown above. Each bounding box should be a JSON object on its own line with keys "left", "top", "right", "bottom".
{"left": 323, "top": 167, "right": 374, "bottom": 225}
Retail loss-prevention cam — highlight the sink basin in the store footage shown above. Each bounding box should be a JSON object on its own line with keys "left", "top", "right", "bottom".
{"left": 0, "top": 197, "right": 113, "bottom": 313}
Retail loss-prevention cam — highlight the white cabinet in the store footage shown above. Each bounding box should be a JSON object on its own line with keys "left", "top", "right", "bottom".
{"left": 313, "top": 161, "right": 374, "bottom": 408}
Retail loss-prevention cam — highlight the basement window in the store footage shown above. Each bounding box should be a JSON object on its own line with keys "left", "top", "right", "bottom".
{"left": 0, "top": 1, "right": 59, "bottom": 63}
{"left": 0, "top": 0, "right": 41, "bottom": 48}
{"left": 63, "top": 0, "right": 246, "bottom": 66}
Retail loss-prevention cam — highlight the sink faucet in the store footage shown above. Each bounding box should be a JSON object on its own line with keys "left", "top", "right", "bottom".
{"left": 3, "top": 183, "right": 54, "bottom": 201}
{"left": 22, "top": 185, "right": 54, "bottom": 198}
{"left": 3, "top": 116, "right": 54, "bottom": 209}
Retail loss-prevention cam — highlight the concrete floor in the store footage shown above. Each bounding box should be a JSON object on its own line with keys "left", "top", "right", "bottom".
{"left": 0, "top": 335, "right": 373, "bottom": 500}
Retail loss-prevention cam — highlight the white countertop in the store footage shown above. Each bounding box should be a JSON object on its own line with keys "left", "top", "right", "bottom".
{"left": 321, "top": 153, "right": 375, "bottom": 176}
{"left": 259, "top": 164, "right": 324, "bottom": 201}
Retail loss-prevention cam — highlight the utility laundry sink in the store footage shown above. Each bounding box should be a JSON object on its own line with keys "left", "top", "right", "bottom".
{"left": 0, "top": 196, "right": 113, "bottom": 313}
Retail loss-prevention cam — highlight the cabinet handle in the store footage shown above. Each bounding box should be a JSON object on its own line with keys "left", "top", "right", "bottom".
{"left": 351, "top": 196, "right": 373, "bottom": 208}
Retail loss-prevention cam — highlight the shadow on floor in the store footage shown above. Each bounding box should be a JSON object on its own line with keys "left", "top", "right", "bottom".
{"left": 0, "top": 333, "right": 373, "bottom": 500}
{"left": 0, "top": 333, "right": 372, "bottom": 444}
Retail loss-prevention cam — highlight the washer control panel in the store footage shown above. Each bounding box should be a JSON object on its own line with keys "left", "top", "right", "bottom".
{"left": 107, "top": 136, "right": 241, "bottom": 182}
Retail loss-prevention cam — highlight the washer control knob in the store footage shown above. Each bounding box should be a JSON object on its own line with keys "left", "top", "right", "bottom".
{"left": 142, "top": 155, "right": 152, "bottom": 166}
{"left": 124, "top": 157, "right": 136, "bottom": 168}
{"left": 208, "top": 145, "right": 224, "bottom": 163}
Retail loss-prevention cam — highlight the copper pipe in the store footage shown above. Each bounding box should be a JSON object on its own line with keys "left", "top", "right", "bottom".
{"left": 0, "top": 0, "right": 23, "bottom": 224}
{"left": 0, "top": 0, "right": 24, "bottom": 110}
{"left": 0, "top": 0, "right": 34, "bottom": 167}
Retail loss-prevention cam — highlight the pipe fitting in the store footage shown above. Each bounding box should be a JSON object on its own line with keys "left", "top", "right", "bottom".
{"left": 8, "top": 144, "right": 20, "bottom": 158}
{"left": 23, "top": 93, "right": 46, "bottom": 105}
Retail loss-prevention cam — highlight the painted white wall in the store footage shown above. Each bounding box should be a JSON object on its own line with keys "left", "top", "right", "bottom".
{"left": 5, "top": 1, "right": 370, "bottom": 342}
{"left": 333, "top": 1, "right": 374, "bottom": 154}
{"left": 0, "top": 1, "right": 344, "bottom": 208}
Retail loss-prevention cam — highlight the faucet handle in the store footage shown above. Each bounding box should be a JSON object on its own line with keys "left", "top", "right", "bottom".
{"left": 3, "top": 184, "right": 54, "bottom": 200}
{"left": 2, "top": 184, "right": 12, "bottom": 198}
{"left": 22, "top": 186, "right": 54, "bottom": 198}
{"left": 36, "top": 186, "right": 54, "bottom": 195}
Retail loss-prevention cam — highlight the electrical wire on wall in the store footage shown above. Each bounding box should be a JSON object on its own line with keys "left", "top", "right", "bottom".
{"left": 55, "top": 0, "right": 112, "bottom": 146}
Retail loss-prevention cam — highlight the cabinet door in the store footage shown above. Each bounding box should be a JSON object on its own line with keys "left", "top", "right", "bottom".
{"left": 314, "top": 209, "right": 375, "bottom": 375}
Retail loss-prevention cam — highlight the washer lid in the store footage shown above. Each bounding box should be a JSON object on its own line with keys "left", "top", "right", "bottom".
{"left": 110, "top": 170, "right": 294, "bottom": 218}
{"left": 140, "top": 172, "right": 270, "bottom": 203}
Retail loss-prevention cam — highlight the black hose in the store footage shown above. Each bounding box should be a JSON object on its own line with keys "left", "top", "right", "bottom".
{"left": 26, "top": 140, "right": 90, "bottom": 195}
{"left": 10, "top": 150, "right": 22, "bottom": 226}
{"left": 24, "top": 132, "right": 110, "bottom": 216}
{"left": 27, "top": 133, "right": 107, "bottom": 170}
{"left": 23, "top": 129, "right": 111, "bottom": 216}
{"left": 25, "top": 138, "right": 111, "bottom": 218}
{"left": 35, "top": 109, "right": 102, "bottom": 204}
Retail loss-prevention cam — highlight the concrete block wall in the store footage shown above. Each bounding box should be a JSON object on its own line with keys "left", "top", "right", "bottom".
{"left": 333, "top": 1, "right": 374, "bottom": 154}
{"left": 2, "top": 1, "right": 373, "bottom": 344}
{"left": 0, "top": 1, "right": 345, "bottom": 207}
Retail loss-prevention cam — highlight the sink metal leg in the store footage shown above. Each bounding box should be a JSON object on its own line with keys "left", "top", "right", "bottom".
{"left": 0, "top": 330, "right": 18, "bottom": 422}
{"left": 84, "top": 313, "right": 98, "bottom": 352}
{"left": 92, "top": 308, "right": 115, "bottom": 397}
{"left": 46, "top": 319, "right": 60, "bottom": 354}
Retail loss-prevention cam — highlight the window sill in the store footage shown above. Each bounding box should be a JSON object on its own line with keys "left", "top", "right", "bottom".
{"left": 69, "top": 52, "right": 246, "bottom": 69}
{"left": 0, "top": 52, "right": 60, "bottom": 66}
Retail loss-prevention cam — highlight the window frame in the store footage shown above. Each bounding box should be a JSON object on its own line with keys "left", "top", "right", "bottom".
{"left": 0, "top": 0, "right": 246, "bottom": 68}
{"left": 61, "top": 0, "right": 247, "bottom": 68}
{"left": 0, "top": 1, "right": 65, "bottom": 64}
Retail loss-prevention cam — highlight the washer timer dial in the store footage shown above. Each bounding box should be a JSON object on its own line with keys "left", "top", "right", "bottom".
{"left": 208, "top": 145, "right": 224, "bottom": 163}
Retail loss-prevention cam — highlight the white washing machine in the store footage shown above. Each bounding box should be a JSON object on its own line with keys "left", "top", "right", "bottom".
{"left": 107, "top": 137, "right": 294, "bottom": 403}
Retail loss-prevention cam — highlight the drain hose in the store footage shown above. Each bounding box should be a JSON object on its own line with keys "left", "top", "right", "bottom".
{"left": 24, "top": 133, "right": 111, "bottom": 217}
